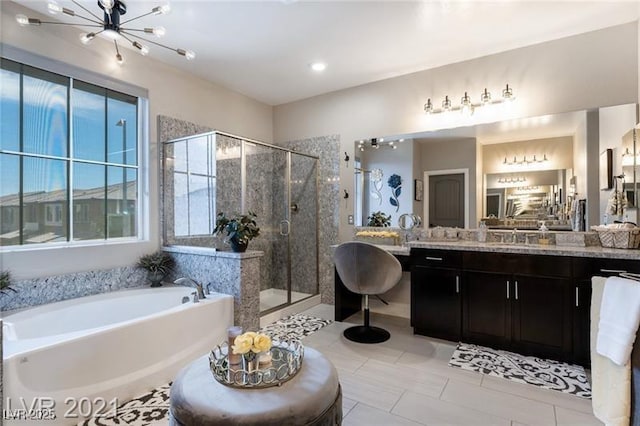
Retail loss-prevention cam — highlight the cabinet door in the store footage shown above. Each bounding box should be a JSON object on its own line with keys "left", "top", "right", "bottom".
{"left": 462, "top": 271, "right": 511, "bottom": 348}
{"left": 573, "top": 279, "right": 592, "bottom": 366}
{"left": 412, "top": 266, "right": 461, "bottom": 341}
{"left": 511, "top": 275, "right": 573, "bottom": 361}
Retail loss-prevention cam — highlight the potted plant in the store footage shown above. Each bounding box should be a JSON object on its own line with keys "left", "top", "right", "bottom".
{"left": 214, "top": 212, "right": 261, "bottom": 252}
{"left": 137, "top": 251, "right": 174, "bottom": 287}
{"left": 367, "top": 211, "right": 391, "bottom": 227}
{"left": 0, "top": 270, "right": 16, "bottom": 295}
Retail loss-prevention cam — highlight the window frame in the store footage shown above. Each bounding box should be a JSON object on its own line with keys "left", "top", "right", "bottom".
{"left": 0, "top": 47, "right": 149, "bottom": 252}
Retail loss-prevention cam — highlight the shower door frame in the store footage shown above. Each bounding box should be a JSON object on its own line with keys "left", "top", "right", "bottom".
{"left": 215, "top": 131, "right": 320, "bottom": 314}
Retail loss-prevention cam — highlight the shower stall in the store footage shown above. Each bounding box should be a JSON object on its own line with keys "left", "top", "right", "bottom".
{"left": 162, "top": 131, "right": 319, "bottom": 314}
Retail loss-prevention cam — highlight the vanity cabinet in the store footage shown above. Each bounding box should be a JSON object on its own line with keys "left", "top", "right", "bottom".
{"left": 411, "top": 250, "right": 462, "bottom": 341}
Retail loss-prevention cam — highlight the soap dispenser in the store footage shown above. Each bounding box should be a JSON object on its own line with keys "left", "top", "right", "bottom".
{"left": 478, "top": 221, "right": 487, "bottom": 243}
{"left": 538, "top": 221, "right": 550, "bottom": 245}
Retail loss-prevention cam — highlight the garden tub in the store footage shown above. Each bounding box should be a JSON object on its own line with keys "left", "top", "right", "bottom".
{"left": 2, "top": 286, "right": 233, "bottom": 425}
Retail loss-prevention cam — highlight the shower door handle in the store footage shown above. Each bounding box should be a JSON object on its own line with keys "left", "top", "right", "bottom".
{"left": 280, "top": 220, "right": 290, "bottom": 236}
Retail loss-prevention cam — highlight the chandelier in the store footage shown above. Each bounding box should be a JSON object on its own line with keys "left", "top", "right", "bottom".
{"left": 16, "top": 0, "right": 195, "bottom": 65}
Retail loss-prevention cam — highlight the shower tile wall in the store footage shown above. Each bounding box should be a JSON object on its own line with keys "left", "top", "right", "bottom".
{"left": 279, "top": 135, "right": 340, "bottom": 305}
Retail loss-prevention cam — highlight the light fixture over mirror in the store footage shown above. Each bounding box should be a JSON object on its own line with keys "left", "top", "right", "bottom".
{"left": 16, "top": 0, "right": 195, "bottom": 65}
{"left": 423, "top": 84, "right": 516, "bottom": 115}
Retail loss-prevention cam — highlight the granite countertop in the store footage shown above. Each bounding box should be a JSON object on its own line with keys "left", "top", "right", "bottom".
{"left": 329, "top": 243, "right": 410, "bottom": 256}
{"left": 407, "top": 240, "right": 640, "bottom": 260}
{"left": 163, "top": 245, "right": 264, "bottom": 259}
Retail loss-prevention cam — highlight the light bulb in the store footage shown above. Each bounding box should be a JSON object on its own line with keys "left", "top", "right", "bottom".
{"left": 16, "top": 14, "right": 29, "bottom": 25}
{"left": 502, "top": 84, "right": 515, "bottom": 101}
{"left": 116, "top": 53, "right": 124, "bottom": 65}
{"left": 442, "top": 95, "right": 452, "bottom": 112}
{"left": 424, "top": 98, "right": 434, "bottom": 114}
{"left": 80, "top": 33, "right": 96, "bottom": 44}
{"left": 460, "top": 92, "right": 473, "bottom": 116}
{"left": 177, "top": 49, "right": 195, "bottom": 60}
{"left": 133, "top": 41, "right": 149, "bottom": 55}
{"left": 48, "top": 0, "right": 62, "bottom": 14}
{"left": 153, "top": 26, "right": 166, "bottom": 37}
{"left": 153, "top": 3, "right": 171, "bottom": 15}
{"left": 310, "top": 62, "right": 326, "bottom": 72}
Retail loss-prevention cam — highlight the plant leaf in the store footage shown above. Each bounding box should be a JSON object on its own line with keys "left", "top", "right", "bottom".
{"left": 395, "top": 187, "right": 402, "bottom": 197}
{"left": 390, "top": 197, "right": 398, "bottom": 207}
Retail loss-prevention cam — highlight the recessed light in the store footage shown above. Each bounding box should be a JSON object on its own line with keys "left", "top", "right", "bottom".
{"left": 310, "top": 62, "right": 326, "bottom": 72}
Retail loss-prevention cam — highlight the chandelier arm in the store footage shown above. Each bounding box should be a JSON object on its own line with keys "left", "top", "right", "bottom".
{"left": 119, "top": 11, "right": 155, "bottom": 26}
{"left": 70, "top": 0, "right": 103, "bottom": 22}
{"left": 114, "top": 40, "right": 121, "bottom": 55}
{"left": 120, "top": 30, "right": 181, "bottom": 53}
{"left": 71, "top": 13, "right": 104, "bottom": 25}
{"left": 36, "top": 21, "right": 103, "bottom": 27}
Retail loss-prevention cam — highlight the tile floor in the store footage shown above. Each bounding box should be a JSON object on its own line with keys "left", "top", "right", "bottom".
{"left": 259, "top": 288, "right": 313, "bottom": 312}
{"left": 300, "top": 303, "right": 602, "bottom": 426}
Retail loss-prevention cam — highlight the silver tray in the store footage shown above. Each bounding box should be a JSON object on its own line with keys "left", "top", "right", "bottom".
{"left": 209, "top": 339, "right": 304, "bottom": 389}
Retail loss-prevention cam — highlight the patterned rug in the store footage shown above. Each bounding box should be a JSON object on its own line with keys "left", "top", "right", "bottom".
{"left": 81, "top": 314, "right": 332, "bottom": 425}
{"left": 448, "top": 342, "right": 591, "bottom": 399}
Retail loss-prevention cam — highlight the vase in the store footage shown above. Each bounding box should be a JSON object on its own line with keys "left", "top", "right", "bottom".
{"left": 147, "top": 271, "right": 165, "bottom": 287}
{"left": 230, "top": 238, "right": 248, "bottom": 253}
{"left": 243, "top": 354, "right": 259, "bottom": 372}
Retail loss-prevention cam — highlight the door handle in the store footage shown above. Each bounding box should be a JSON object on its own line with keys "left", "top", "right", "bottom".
{"left": 279, "top": 220, "right": 290, "bottom": 236}
{"left": 455, "top": 276, "right": 460, "bottom": 294}
{"left": 506, "top": 280, "right": 510, "bottom": 299}
{"left": 600, "top": 268, "right": 626, "bottom": 274}
{"left": 575, "top": 287, "right": 579, "bottom": 307}
{"left": 515, "top": 280, "right": 518, "bottom": 300}
{"left": 426, "top": 256, "right": 443, "bottom": 261}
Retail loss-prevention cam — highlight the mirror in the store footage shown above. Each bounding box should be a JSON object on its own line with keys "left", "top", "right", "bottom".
{"left": 354, "top": 104, "right": 638, "bottom": 230}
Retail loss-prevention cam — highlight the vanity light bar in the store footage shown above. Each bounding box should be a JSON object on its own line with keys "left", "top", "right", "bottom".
{"left": 423, "top": 84, "right": 515, "bottom": 115}
{"left": 498, "top": 176, "right": 527, "bottom": 184}
{"left": 503, "top": 154, "right": 548, "bottom": 166}
{"left": 358, "top": 138, "right": 402, "bottom": 151}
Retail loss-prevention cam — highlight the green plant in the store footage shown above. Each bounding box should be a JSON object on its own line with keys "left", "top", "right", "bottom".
{"left": 0, "top": 270, "right": 16, "bottom": 295}
{"left": 214, "top": 212, "right": 261, "bottom": 244}
{"left": 137, "top": 251, "right": 174, "bottom": 275}
{"left": 367, "top": 211, "right": 391, "bottom": 227}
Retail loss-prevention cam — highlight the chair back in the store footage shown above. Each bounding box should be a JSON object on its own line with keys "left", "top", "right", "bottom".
{"left": 333, "top": 242, "right": 402, "bottom": 295}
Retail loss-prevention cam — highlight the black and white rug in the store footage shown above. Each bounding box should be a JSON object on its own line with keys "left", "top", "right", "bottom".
{"left": 81, "top": 314, "right": 332, "bottom": 425}
{"left": 448, "top": 342, "right": 591, "bottom": 399}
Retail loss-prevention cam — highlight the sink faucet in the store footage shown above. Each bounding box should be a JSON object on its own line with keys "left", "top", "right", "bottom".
{"left": 174, "top": 277, "right": 206, "bottom": 300}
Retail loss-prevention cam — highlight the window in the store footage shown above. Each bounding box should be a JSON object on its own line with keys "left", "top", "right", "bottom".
{"left": 0, "top": 58, "right": 140, "bottom": 247}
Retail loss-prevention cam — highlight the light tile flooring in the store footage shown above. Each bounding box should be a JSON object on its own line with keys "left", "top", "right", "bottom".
{"left": 259, "top": 288, "right": 313, "bottom": 312}
{"left": 300, "top": 304, "right": 602, "bottom": 426}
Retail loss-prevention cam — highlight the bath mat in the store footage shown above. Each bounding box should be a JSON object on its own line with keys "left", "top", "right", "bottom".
{"left": 259, "top": 314, "right": 333, "bottom": 341}
{"left": 449, "top": 342, "right": 591, "bottom": 399}
{"left": 81, "top": 314, "right": 331, "bottom": 425}
{"left": 80, "top": 384, "right": 170, "bottom": 426}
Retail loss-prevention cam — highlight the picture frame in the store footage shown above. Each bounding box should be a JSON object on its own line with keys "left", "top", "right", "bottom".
{"left": 600, "top": 148, "right": 613, "bottom": 190}
{"left": 414, "top": 179, "right": 423, "bottom": 201}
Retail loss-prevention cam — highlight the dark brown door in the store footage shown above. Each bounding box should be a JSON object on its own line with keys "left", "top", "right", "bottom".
{"left": 412, "top": 265, "right": 461, "bottom": 341}
{"left": 429, "top": 173, "right": 464, "bottom": 227}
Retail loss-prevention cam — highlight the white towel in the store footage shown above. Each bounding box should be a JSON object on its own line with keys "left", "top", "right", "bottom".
{"left": 597, "top": 276, "right": 640, "bottom": 366}
{"left": 591, "top": 277, "right": 631, "bottom": 426}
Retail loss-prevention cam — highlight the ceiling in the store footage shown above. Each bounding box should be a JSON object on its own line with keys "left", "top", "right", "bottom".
{"left": 13, "top": 1, "right": 640, "bottom": 106}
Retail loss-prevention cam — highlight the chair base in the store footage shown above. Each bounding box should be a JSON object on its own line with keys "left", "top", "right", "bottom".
{"left": 343, "top": 325, "right": 390, "bottom": 344}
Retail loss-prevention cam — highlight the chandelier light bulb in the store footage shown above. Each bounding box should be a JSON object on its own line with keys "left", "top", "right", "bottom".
{"left": 177, "top": 49, "right": 196, "bottom": 60}
{"left": 80, "top": 32, "right": 96, "bottom": 44}
{"left": 16, "top": 14, "right": 30, "bottom": 26}
{"left": 116, "top": 53, "right": 124, "bottom": 65}
{"left": 133, "top": 41, "right": 149, "bottom": 55}
{"left": 153, "top": 3, "right": 171, "bottom": 15}
{"left": 152, "top": 26, "right": 166, "bottom": 37}
{"left": 48, "top": 0, "right": 62, "bottom": 15}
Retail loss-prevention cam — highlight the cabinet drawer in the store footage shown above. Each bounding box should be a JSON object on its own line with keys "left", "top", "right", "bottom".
{"left": 517, "top": 254, "right": 572, "bottom": 278}
{"left": 411, "top": 249, "right": 462, "bottom": 269}
{"left": 463, "top": 251, "right": 516, "bottom": 273}
{"left": 593, "top": 258, "right": 640, "bottom": 276}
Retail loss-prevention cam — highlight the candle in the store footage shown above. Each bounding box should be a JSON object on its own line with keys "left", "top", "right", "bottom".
{"left": 227, "top": 326, "right": 243, "bottom": 366}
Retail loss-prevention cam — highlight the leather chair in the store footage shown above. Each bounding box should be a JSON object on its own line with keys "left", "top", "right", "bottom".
{"left": 333, "top": 241, "right": 402, "bottom": 343}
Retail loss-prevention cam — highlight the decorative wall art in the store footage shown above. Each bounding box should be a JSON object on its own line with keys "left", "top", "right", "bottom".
{"left": 370, "top": 168, "right": 384, "bottom": 205}
{"left": 414, "top": 179, "right": 423, "bottom": 201}
{"left": 388, "top": 173, "right": 402, "bottom": 212}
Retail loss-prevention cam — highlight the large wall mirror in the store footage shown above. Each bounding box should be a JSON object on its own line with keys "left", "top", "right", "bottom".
{"left": 354, "top": 103, "right": 638, "bottom": 229}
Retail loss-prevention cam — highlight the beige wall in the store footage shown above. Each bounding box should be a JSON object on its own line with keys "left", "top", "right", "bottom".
{"left": 483, "top": 137, "right": 574, "bottom": 174}
{"left": 274, "top": 22, "right": 638, "bottom": 241}
{"left": 1, "top": 1, "right": 273, "bottom": 279}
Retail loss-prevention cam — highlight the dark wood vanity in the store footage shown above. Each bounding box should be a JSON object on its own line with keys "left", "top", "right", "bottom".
{"left": 335, "top": 244, "right": 640, "bottom": 367}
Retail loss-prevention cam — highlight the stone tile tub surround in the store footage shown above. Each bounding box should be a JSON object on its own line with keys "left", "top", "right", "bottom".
{"left": 163, "top": 245, "right": 263, "bottom": 332}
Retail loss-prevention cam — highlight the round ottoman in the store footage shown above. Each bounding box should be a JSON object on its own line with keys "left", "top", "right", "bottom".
{"left": 169, "top": 347, "right": 342, "bottom": 426}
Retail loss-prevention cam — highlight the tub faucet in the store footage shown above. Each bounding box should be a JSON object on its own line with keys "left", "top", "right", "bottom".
{"left": 174, "top": 277, "right": 206, "bottom": 300}
{"left": 206, "top": 282, "right": 214, "bottom": 295}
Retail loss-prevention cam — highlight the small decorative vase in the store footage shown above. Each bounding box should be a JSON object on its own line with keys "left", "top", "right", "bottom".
{"left": 148, "top": 270, "right": 165, "bottom": 287}
{"left": 229, "top": 238, "right": 248, "bottom": 253}
{"left": 243, "top": 353, "right": 259, "bottom": 372}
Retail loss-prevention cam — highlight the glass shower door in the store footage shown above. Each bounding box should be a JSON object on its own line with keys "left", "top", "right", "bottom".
{"left": 244, "top": 142, "right": 290, "bottom": 313}
{"left": 289, "top": 153, "right": 319, "bottom": 302}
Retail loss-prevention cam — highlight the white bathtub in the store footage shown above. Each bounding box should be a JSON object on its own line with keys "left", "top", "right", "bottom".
{"left": 2, "top": 286, "right": 233, "bottom": 425}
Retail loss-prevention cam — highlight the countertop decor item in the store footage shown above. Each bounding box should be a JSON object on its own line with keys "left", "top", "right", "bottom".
{"left": 370, "top": 168, "right": 384, "bottom": 205}
{"left": 366, "top": 211, "right": 391, "bottom": 227}
{"left": 0, "top": 270, "right": 16, "bottom": 295}
{"left": 137, "top": 251, "right": 174, "bottom": 287}
{"left": 388, "top": 173, "right": 402, "bottom": 212}
{"left": 209, "top": 338, "right": 304, "bottom": 388}
{"left": 213, "top": 211, "right": 260, "bottom": 252}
